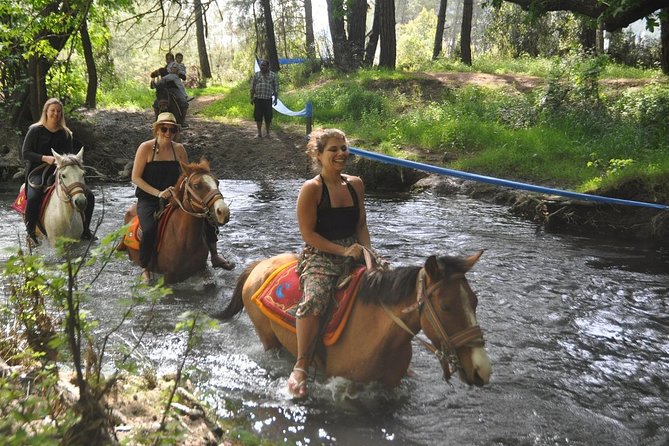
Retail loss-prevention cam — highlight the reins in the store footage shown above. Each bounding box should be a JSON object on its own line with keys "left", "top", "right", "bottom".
{"left": 381, "top": 268, "right": 485, "bottom": 380}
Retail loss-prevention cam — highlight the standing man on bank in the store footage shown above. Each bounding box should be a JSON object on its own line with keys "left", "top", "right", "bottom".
{"left": 250, "top": 59, "right": 278, "bottom": 138}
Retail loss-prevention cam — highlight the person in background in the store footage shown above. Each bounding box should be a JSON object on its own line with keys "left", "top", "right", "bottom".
{"left": 21, "top": 98, "right": 96, "bottom": 246}
{"left": 131, "top": 112, "right": 234, "bottom": 282}
{"left": 250, "top": 59, "right": 278, "bottom": 138}
{"left": 288, "top": 128, "right": 371, "bottom": 399}
{"left": 174, "top": 53, "right": 187, "bottom": 81}
{"left": 151, "top": 67, "right": 190, "bottom": 127}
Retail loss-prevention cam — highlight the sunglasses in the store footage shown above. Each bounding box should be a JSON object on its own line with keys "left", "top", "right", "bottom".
{"left": 160, "top": 126, "right": 178, "bottom": 134}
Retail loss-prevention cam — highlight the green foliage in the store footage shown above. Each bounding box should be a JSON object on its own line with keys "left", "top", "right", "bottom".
{"left": 482, "top": 4, "right": 581, "bottom": 58}
{"left": 397, "top": 8, "right": 437, "bottom": 70}
{"left": 0, "top": 229, "right": 182, "bottom": 443}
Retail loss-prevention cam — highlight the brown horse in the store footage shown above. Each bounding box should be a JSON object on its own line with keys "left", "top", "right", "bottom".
{"left": 121, "top": 159, "right": 230, "bottom": 283}
{"left": 216, "top": 251, "right": 492, "bottom": 388}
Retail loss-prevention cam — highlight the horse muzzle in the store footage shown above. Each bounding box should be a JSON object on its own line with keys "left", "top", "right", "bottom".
{"left": 212, "top": 201, "right": 230, "bottom": 226}
{"left": 73, "top": 194, "right": 88, "bottom": 212}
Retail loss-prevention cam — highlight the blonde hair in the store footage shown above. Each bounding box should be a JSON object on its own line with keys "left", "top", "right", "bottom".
{"left": 305, "top": 128, "right": 347, "bottom": 170}
{"left": 36, "top": 98, "right": 72, "bottom": 137}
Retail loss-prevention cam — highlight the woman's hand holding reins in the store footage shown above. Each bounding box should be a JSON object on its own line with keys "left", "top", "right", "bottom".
{"left": 158, "top": 187, "right": 174, "bottom": 199}
{"left": 342, "top": 243, "right": 365, "bottom": 261}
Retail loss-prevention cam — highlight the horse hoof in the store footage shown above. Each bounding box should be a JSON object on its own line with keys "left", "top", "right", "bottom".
{"left": 211, "top": 256, "right": 235, "bottom": 270}
{"left": 141, "top": 270, "right": 152, "bottom": 284}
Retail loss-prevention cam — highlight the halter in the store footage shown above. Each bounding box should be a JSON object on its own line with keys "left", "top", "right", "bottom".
{"left": 171, "top": 171, "right": 224, "bottom": 225}
{"left": 382, "top": 268, "right": 485, "bottom": 381}
{"left": 54, "top": 158, "right": 87, "bottom": 205}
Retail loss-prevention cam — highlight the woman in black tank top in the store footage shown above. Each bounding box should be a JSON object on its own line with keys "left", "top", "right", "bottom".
{"left": 288, "top": 128, "right": 374, "bottom": 399}
{"left": 130, "top": 112, "right": 234, "bottom": 282}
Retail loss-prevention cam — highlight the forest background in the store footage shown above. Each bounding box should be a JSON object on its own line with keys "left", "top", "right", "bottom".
{"left": 1, "top": 0, "right": 669, "bottom": 444}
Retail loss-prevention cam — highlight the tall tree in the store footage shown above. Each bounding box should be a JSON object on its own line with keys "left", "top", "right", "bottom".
{"left": 460, "top": 0, "right": 473, "bottom": 65}
{"left": 364, "top": 1, "right": 381, "bottom": 66}
{"left": 80, "top": 19, "right": 98, "bottom": 108}
{"left": 326, "top": 0, "right": 355, "bottom": 70}
{"left": 194, "top": 0, "right": 212, "bottom": 80}
{"left": 662, "top": 8, "right": 669, "bottom": 75}
{"left": 259, "top": 0, "right": 280, "bottom": 70}
{"left": 304, "top": 0, "right": 316, "bottom": 58}
{"left": 348, "top": 0, "right": 368, "bottom": 65}
{"left": 378, "top": 0, "right": 396, "bottom": 68}
{"left": 433, "top": 0, "right": 448, "bottom": 59}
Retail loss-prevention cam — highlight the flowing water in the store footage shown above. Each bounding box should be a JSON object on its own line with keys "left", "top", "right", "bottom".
{"left": 0, "top": 180, "right": 667, "bottom": 446}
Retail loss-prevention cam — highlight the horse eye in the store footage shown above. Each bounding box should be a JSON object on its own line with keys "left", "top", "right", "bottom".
{"left": 440, "top": 304, "right": 452, "bottom": 312}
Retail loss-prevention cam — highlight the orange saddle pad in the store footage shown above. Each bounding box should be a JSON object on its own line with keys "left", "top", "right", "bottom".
{"left": 122, "top": 204, "right": 176, "bottom": 251}
{"left": 251, "top": 260, "right": 366, "bottom": 346}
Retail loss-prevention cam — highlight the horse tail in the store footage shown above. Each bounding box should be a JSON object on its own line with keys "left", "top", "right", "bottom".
{"left": 213, "top": 260, "right": 261, "bottom": 320}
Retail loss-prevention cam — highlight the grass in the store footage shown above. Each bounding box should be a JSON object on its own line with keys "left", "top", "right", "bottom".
{"left": 101, "top": 56, "right": 669, "bottom": 202}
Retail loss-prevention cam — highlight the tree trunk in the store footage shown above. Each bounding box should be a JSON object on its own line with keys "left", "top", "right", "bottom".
{"left": 347, "top": 0, "right": 367, "bottom": 67}
{"left": 460, "top": 0, "right": 472, "bottom": 65}
{"left": 579, "top": 18, "right": 596, "bottom": 52}
{"left": 326, "top": 0, "right": 355, "bottom": 71}
{"left": 81, "top": 20, "right": 97, "bottom": 109}
{"left": 304, "top": 0, "right": 316, "bottom": 59}
{"left": 364, "top": 1, "right": 381, "bottom": 67}
{"left": 378, "top": 0, "right": 396, "bottom": 69}
{"left": 194, "top": 0, "right": 212, "bottom": 80}
{"left": 662, "top": 8, "right": 669, "bottom": 76}
{"left": 260, "top": 0, "right": 280, "bottom": 71}
{"left": 595, "top": 24, "right": 604, "bottom": 54}
{"left": 433, "top": 0, "right": 448, "bottom": 60}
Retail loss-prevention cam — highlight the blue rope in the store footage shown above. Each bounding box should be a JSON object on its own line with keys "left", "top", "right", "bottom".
{"left": 349, "top": 147, "right": 668, "bottom": 210}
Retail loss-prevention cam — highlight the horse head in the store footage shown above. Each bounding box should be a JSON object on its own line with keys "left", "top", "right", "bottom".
{"left": 175, "top": 159, "right": 230, "bottom": 226}
{"left": 418, "top": 251, "right": 492, "bottom": 386}
{"left": 51, "top": 148, "right": 87, "bottom": 212}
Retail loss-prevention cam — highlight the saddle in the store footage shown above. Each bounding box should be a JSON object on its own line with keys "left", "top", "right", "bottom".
{"left": 251, "top": 260, "right": 366, "bottom": 346}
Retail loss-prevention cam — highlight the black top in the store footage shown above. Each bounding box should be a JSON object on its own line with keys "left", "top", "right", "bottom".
{"left": 135, "top": 140, "right": 181, "bottom": 201}
{"left": 315, "top": 175, "right": 360, "bottom": 241}
{"left": 21, "top": 124, "right": 73, "bottom": 180}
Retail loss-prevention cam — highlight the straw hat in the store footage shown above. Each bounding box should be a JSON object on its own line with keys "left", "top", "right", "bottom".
{"left": 153, "top": 112, "right": 179, "bottom": 129}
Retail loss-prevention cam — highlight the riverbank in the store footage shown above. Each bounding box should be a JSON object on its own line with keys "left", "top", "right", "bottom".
{"left": 2, "top": 96, "right": 667, "bottom": 248}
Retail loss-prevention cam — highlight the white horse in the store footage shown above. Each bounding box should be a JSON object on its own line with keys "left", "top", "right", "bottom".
{"left": 40, "top": 148, "right": 88, "bottom": 246}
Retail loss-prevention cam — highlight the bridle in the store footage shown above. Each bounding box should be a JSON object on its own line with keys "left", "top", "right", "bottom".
{"left": 54, "top": 159, "right": 87, "bottom": 205}
{"left": 382, "top": 268, "right": 485, "bottom": 380}
{"left": 171, "top": 171, "right": 224, "bottom": 225}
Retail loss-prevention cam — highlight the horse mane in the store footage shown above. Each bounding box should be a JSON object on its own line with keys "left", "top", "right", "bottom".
{"left": 175, "top": 158, "right": 211, "bottom": 188}
{"left": 356, "top": 255, "right": 474, "bottom": 306}
{"left": 357, "top": 266, "right": 421, "bottom": 306}
{"left": 58, "top": 153, "right": 83, "bottom": 168}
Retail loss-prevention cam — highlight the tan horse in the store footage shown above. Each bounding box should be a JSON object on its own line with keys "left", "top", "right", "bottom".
{"left": 121, "top": 159, "right": 230, "bottom": 283}
{"left": 217, "top": 251, "right": 492, "bottom": 388}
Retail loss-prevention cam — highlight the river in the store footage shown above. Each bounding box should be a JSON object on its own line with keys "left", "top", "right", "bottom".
{"left": 0, "top": 179, "right": 667, "bottom": 446}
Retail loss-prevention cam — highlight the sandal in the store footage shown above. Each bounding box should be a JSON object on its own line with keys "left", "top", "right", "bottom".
{"left": 287, "top": 367, "right": 307, "bottom": 399}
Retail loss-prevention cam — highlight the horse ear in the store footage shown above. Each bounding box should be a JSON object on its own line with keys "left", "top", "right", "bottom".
{"left": 51, "top": 149, "right": 63, "bottom": 165}
{"left": 462, "top": 250, "right": 484, "bottom": 272}
{"left": 424, "top": 255, "right": 441, "bottom": 278}
{"left": 75, "top": 147, "right": 84, "bottom": 163}
{"left": 180, "top": 160, "right": 191, "bottom": 174}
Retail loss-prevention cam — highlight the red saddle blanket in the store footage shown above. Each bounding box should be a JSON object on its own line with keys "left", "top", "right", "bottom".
{"left": 12, "top": 184, "right": 55, "bottom": 219}
{"left": 252, "top": 260, "right": 366, "bottom": 346}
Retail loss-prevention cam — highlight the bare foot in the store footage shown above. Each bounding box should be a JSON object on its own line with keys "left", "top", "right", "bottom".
{"left": 287, "top": 367, "right": 307, "bottom": 399}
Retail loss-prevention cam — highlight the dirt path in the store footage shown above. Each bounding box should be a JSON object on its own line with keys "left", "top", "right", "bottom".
{"left": 76, "top": 100, "right": 312, "bottom": 183}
